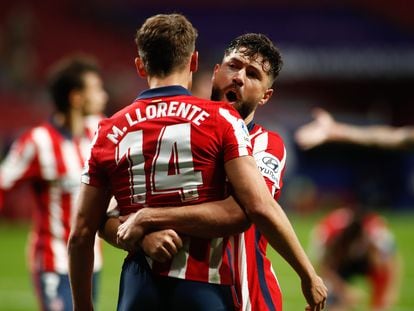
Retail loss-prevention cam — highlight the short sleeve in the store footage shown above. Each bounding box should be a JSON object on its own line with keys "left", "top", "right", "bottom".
{"left": 218, "top": 106, "right": 252, "bottom": 162}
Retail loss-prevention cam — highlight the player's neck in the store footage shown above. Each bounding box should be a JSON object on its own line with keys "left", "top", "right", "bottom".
{"left": 244, "top": 112, "right": 255, "bottom": 125}
{"left": 147, "top": 71, "right": 191, "bottom": 90}
{"left": 54, "top": 109, "right": 85, "bottom": 138}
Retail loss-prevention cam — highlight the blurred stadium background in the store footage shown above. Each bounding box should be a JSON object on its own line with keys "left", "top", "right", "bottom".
{"left": 0, "top": 0, "right": 413, "bottom": 310}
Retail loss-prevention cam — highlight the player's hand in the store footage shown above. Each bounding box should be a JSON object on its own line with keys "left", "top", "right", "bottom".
{"left": 116, "top": 211, "right": 146, "bottom": 252}
{"left": 141, "top": 229, "right": 183, "bottom": 262}
{"left": 294, "top": 108, "right": 335, "bottom": 150}
{"left": 302, "top": 274, "right": 328, "bottom": 311}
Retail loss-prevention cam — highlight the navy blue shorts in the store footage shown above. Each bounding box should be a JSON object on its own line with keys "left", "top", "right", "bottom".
{"left": 33, "top": 270, "right": 100, "bottom": 311}
{"left": 117, "top": 252, "right": 235, "bottom": 311}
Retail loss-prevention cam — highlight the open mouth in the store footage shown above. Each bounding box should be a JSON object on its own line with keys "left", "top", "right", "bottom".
{"left": 225, "top": 91, "right": 238, "bottom": 102}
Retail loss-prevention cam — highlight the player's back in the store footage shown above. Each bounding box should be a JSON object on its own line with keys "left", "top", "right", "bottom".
{"left": 86, "top": 86, "right": 249, "bottom": 212}
{"left": 83, "top": 86, "right": 251, "bottom": 284}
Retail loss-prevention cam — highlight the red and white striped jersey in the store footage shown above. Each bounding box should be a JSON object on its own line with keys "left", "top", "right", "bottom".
{"left": 82, "top": 86, "right": 252, "bottom": 285}
{"left": 235, "top": 123, "right": 287, "bottom": 311}
{"left": 0, "top": 121, "right": 103, "bottom": 274}
{"left": 312, "top": 208, "right": 395, "bottom": 261}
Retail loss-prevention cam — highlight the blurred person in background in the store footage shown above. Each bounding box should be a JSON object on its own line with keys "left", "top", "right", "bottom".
{"left": 309, "top": 207, "right": 401, "bottom": 311}
{"left": 295, "top": 107, "right": 414, "bottom": 150}
{"left": 100, "top": 33, "right": 325, "bottom": 311}
{"left": 295, "top": 108, "right": 403, "bottom": 310}
{"left": 0, "top": 56, "right": 108, "bottom": 311}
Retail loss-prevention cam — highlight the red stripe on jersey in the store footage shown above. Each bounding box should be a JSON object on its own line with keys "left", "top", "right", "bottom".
{"left": 185, "top": 238, "right": 210, "bottom": 281}
{"left": 62, "top": 192, "right": 71, "bottom": 243}
{"left": 48, "top": 127, "right": 66, "bottom": 176}
{"left": 41, "top": 188, "right": 55, "bottom": 271}
{"left": 74, "top": 140, "right": 86, "bottom": 168}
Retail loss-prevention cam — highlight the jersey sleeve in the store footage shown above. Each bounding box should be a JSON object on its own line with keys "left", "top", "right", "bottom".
{"left": 218, "top": 106, "right": 252, "bottom": 162}
{"left": 253, "top": 130, "right": 286, "bottom": 198}
{"left": 0, "top": 131, "right": 40, "bottom": 191}
{"left": 81, "top": 124, "right": 109, "bottom": 188}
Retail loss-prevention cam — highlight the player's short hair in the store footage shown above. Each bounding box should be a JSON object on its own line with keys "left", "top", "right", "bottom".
{"left": 135, "top": 13, "right": 198, "bottom": 77}
{"left": 48, "top": 56, "right": 99, "bottom": 113}
{"left": 224, "top": 33, "right": 283, "bottom": 85}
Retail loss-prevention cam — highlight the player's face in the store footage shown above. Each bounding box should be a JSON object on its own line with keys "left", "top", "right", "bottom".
{"left": 211, "top": 48, "right": 273, "bottom": 120}
{"left": 80, "top": 72, "right": 108, "bottom": 116}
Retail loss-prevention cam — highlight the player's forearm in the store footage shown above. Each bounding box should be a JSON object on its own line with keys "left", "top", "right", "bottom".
{"left": 250, "top": 201, "right": 317, "bottom": 280}
{"left": 68, "top": 232, "right": 95, "bottom": 311}
{"left": 226, "top": 157, "right": 317, "bottom": 280}
{"left": 330, "top": 123, "right": 414, "bottom": 149}
{"left": 137, "top": 196, "right": 250, "bottom": 238}
{"left": 98, "top": 216, "right": 123, "bottom": 249}
{"left": 68, "top": 184, "right": 111, "bottom": 310}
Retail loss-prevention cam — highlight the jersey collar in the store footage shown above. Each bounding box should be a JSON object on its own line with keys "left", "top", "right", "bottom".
{"left": 246, "top": 122, "right": 255, "bottom": 132}
{"left": 137, "top": 85, "right": 192, "bottom": 100}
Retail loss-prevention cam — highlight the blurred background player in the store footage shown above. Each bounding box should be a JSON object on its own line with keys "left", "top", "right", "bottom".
{"left": 295, "top": 108, "right": 404, "bottom": 310}
{"left": 309, "top": 207, "right": 401, "bottom": 311}
{"left": 295, "top": 107, "right": 414, "bottom": 150}
{"left": 0, "top": 55, "right": 108, "bottom": 311}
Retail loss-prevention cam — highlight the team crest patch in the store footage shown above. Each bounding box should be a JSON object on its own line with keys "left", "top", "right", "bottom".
{"left": 236, "top": 119, "right": 251, "bottom": 146}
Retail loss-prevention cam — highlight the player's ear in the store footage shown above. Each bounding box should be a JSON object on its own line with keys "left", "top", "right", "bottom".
{"left": 135, "top": 57, "right": 147, "bottom": 78}
{"left": 211, "top": 64, "right": 220, "bottom": 82}
{"left": 258, "top": 88, "right": 273, "bottom": 107}
{"left": 190, "top": 51, "right": 198, "bottom": 73}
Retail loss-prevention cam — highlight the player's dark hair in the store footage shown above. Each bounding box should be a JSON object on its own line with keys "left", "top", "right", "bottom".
{"left": 135, "top": 13, "right": 198, "bottom": 77}
{"left": 48, "top": 56, "right": 99, "bottom": 113}
{"left": 224, "top": 33, "right": 283, "bottom": 85}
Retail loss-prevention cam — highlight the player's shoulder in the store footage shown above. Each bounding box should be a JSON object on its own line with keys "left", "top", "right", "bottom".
{"left": 18, "top": 122, "right": 53, "bottom": 140}
{"left": 363, "top": 213, "right": 390, "bottom": 233}
{"left": 187, "top": 96, "right": 236, "bottom": 112}
{"left": 251, "top": 123, "right": 286, "bottom": 155}
{"left": 252, "top": 124, "right": 284, "bottom": 142}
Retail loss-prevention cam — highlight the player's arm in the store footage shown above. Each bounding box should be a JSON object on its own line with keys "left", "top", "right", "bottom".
{"left": 99, "top": 216, "right": 122, "bottom": 249}
{"left": 98, "top": 197, "right": 123, "bottom": 249}
{"left": 68, "top": 184, "right": 111, "bottom": 311}
{"left": 114, "top": 196, "right": 250, "bottom": 252}
{"left": 0, "top": 133, "right": 37, "bottom": 209}
{"left": 100, "top": 215, "right": 184, "bottom": 262}
{"left": 295, "top": 107, "right": 414, "bottom": 150}
{"left": 224, "top": 155, "right": 327, "bottom": 311}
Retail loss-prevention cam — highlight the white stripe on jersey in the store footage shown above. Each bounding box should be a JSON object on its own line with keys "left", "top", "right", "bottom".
{"left": 219, "top": 108, "right": 251, "bottom": 156}
{"left": 167, "top": 238, "right": 190, "bottom": 279}
{"left": 82, "top": 127, "right": 101, "bottom": 184}
{"left": 61, "top": 140, "right": 83, "bottom": 179}
{"left": 238, "top": 234, "right": 252, "bottom": 311}
{"left": 208, "top": 238, "right": 224, "bottom": 283}
{"left": 0, "top": 139, "right": 36, "bottom": 189}
{"left": 49, "top": 184, "right": 67, "bottom": 273}
{"left": 33, "top": 127, "right": 58, "bottom": 180}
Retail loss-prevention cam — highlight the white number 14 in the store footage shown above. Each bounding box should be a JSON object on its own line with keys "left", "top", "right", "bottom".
{"left": 116, "top": 123, "right": 203, "bottom": 204}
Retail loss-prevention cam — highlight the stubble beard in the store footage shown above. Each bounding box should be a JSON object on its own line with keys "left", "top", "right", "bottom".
{"left": 210, "top": 86, "right": 253, "bottom": 120}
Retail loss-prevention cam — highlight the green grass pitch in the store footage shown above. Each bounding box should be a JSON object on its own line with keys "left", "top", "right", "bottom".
{"left": 0, "top": 212, "right": 413, "bottom": 310}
